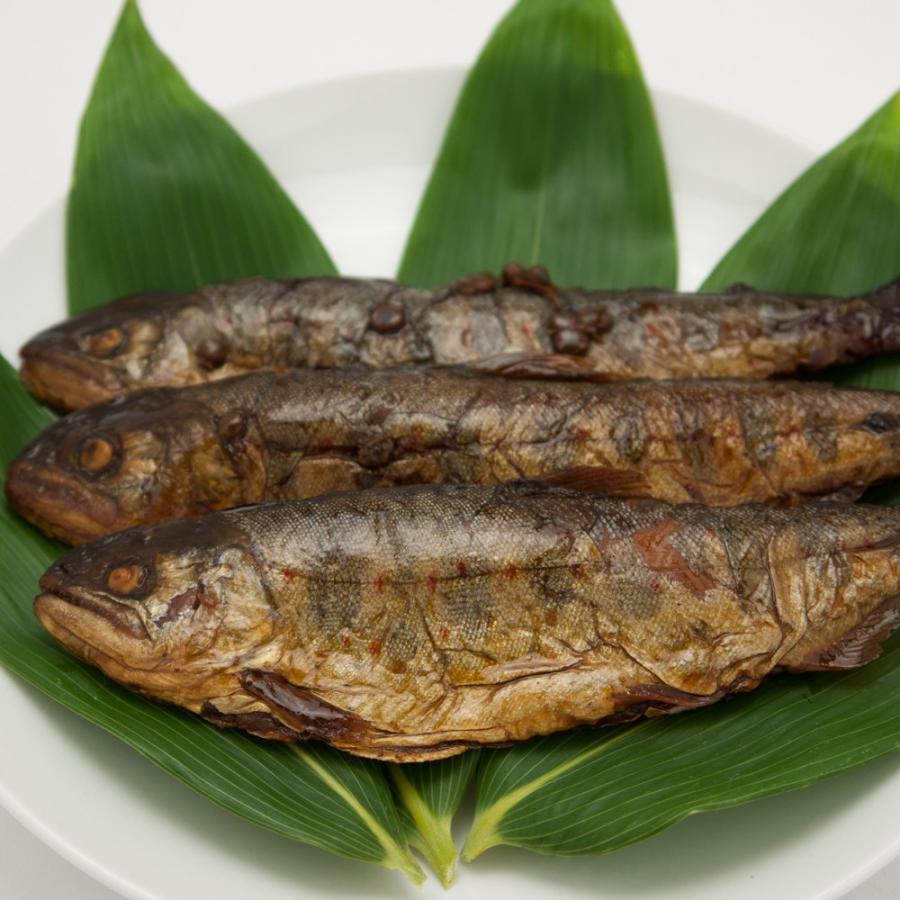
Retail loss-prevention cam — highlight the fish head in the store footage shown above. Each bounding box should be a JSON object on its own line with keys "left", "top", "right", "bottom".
{"left": 34, "top": 515, "right": 276, "bottom": 694}
{"left": 19, "top": 292, "right": 181, "bottom": 410}
{"left": 6, "top": 392, "right": 247, "bottom": 544}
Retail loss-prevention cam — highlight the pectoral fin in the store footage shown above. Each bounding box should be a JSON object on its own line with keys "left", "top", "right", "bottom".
{"left": 239, "top": 669, "right": 376, "bottom": 742}
{"left": 200, "top": 703, "right": 305, "bottom": 741}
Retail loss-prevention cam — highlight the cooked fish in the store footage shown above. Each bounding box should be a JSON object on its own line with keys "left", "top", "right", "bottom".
{"left": 19, "top": 264, "right": 900, "bottom": 410}
{"left": 34, "top": 482, "right": 900, "bottom": 762}
{"left": 10, "top": 367, "right": 900, "bottom": 545}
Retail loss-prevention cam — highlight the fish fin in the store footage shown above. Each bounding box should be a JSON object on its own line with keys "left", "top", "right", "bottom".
{"left": 239, "top": 669, "right": 376, "bottom": 741}
{"left": 794, "top": 598, "right": 900, "bottom": 672}
{"left": 860, "top": 530, "right": 900, "bottom": 552}
{"left": 200, "top": 702, "right": 305, "bottom": 741}
{"left": 469, "top": 351, "right": 608, "bottom": 381}
{"left": 612, "top": 682, "right": 722, "bottom": 712}
{"left": 537, "top": 465, "right": 651, "bottom": 498}
{"left": 805, "top": 483, "right": 867, "bottom": 504}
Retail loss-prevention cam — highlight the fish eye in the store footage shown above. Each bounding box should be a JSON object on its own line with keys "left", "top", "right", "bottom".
{"left": 862, "top": 413, "right": 896, "bottom": 434}
{"left": 81, "top": 326, "right": 127, "bottom": 358}
{"left": 106, "top": 563, "right": 149, "bottom": 595}
{"left": 77, "top": 435, "right": 118, "bottom": 474}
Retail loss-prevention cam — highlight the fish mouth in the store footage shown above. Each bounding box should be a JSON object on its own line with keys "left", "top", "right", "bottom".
{"left": 34, "top": 571, "right": 150, "bottom": 656}
{"left": 35, "top": 580, "right": 221, "bottom": 700}
{"left": 5, "top": 458, "right": 121, "bottom": 545}
{"left": 35, "top": 596, "right": 160, "bottom": 702}
{"left": 19, "top": 344, "right": 124, "bottom": 411}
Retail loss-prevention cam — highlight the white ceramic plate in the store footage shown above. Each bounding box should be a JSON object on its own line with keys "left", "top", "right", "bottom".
{"left": 1, "top": 68, "right": 899, "bottom": 900}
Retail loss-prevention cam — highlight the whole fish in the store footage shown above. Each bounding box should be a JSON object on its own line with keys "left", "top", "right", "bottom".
{"left": 19, "top": 264, "right": 900, "bottom": 411}
{"left": 34, "top": 482, "right": 900, "bottom": 762}
{"left": 9, "top": 368, "right": 900, "bottom": 545}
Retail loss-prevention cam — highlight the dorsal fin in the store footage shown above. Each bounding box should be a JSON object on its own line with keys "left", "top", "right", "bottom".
{"left": 469, "top": 351, "right": 607, "bottom": 381}
{"left": 200, "top": 703, "right": 304, "bottom": 741}
{"left": 537, "top": 465, "right": 651, "bottom": 498}
{"left": 239, "top": 669, "right": 378, "bottom": 741}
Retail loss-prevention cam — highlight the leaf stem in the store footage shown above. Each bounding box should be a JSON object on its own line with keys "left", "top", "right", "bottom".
{"left": 460, "top": 798, "right": 507, "bottom": 862}
{"left": 390, "top": 765, "right": 458, "bottom": 888}
{"left": 290, "top": 747, "right": 425, "bottom": 885}
{"left": 462, "top": 725, "right": 645, "bottom": 861}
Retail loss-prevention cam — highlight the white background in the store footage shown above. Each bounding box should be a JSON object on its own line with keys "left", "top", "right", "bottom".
{"left": 0, "top": 1, "right": 898, "bottom": 897}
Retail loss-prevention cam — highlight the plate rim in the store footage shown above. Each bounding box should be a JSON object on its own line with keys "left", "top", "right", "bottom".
{"left": 1, "top": 66, "right": 897, "bottom": 900}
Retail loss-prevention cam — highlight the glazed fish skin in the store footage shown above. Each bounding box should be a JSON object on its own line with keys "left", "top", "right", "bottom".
{"left": 19, "top": 265, "right": 900, "bottom": 410}
{"left": 11, "top": 369, "right": 900, "bottom": 544}
{"left": 34, "top": 483, "right": 900, "bottom": 762}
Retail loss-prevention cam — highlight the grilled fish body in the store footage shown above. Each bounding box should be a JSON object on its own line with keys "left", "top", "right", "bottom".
{"left": 34, "top": 483, "right": 900, "bottom": 762}
{"left": 10, "top": 369, "right": 900, "bottom": 544}
{"left": 19, "top": 265, "right": 900, "bottom": 410}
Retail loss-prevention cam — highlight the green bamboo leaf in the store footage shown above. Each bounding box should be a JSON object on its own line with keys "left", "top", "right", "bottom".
{"left": 703, "top": 91, "right": 900, "bottom": 391}
{"left": 389, "top": 754, "right": 479, "bottom": 887}
{"left": 464, "top": 646, "right": 900, "bottom": 859}
{"left": 67, "top": 0, "right": 335, "bottom": 314}
{"left": 397, "top": 0, "right": 676, "bottom": 289}
{"left": 0, "top": 356, "right": 423, "bottom": 882}
{"left": 463, "top": 89, "right": 900, "bottom": 862}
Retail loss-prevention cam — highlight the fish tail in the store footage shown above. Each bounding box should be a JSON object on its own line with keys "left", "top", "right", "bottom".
{"left": 781, "top": 594, "right": 900, "bottom": 672}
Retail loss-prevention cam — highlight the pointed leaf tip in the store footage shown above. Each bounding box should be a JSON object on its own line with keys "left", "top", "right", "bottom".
{"left": 703, "top": 89, "right": 900, "bottom": 299}
{"left": 702, "top": 88, "right": 900, "bottom": 391}
{"left": 67, "top": 0, "right": 334, "bottom": 314}
{"left": 397, "top": 0, "right": 676, "bottom": 289}
{"left": 390, "top": 761, "right": 475, "bottom": 886}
